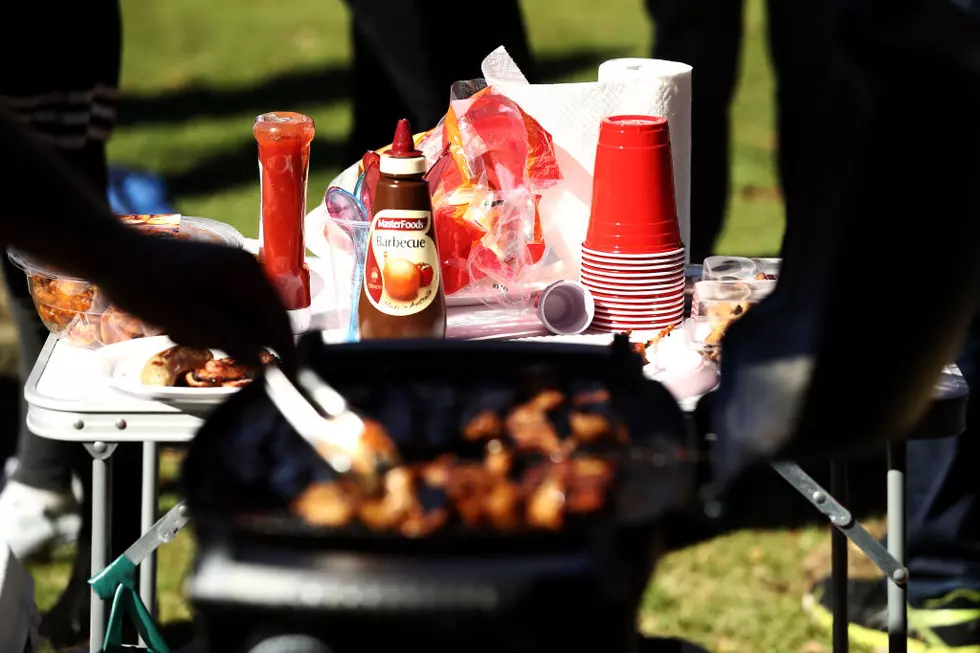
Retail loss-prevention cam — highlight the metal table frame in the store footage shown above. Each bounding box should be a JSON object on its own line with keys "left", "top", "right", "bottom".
{"left": 24, "top": 333, "right": 969, "bottom": 653}
{"left": 25, "top": 336, "right": 203, "bottom": 653}
{"left": 770, "top": 365, "right": 967, "bottom": 653}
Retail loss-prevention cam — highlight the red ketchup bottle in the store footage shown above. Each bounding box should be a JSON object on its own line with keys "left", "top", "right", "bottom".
{"left": 254, "top": 112, "right": 315, "bottom": 332}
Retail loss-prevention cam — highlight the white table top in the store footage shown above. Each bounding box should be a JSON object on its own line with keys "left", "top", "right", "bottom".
{"left": 24, "top": 256, "right": 342, "bottom": 443}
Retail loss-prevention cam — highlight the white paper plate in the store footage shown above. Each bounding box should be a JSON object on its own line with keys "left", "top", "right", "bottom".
{"left": 99, "top": 336, "right": 241, "bottom": 404}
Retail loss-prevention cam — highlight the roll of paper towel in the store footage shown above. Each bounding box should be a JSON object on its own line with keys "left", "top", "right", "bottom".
{"left": 597, "top": 59, "right": 692, "bottom": 263}
{"left": 481, "top": 48, "right": 694, "bottom": 266}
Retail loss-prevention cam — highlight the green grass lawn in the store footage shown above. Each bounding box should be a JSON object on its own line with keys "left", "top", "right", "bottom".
{"left": 27, "top": 1, "right": 852, "bottom": 651}
{"left": 108, "top": 0, "right": 784, "bottom": 255}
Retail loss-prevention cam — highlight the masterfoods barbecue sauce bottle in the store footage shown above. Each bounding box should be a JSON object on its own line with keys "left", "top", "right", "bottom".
{"left": 358, "top": 119, "right": 446, "bottom": 339}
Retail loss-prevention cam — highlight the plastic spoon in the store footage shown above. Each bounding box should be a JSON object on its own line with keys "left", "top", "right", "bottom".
{"left": 324, "top": 186, "right": 371, "bottom": 341}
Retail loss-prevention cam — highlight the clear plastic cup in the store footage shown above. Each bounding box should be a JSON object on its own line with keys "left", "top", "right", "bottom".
{"left": 702, "top": 256, "right": 759, "bottom": 281}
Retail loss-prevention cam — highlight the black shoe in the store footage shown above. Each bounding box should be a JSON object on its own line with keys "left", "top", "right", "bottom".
{"left": 804, "top": 576, "right": 980, "bottom": 652}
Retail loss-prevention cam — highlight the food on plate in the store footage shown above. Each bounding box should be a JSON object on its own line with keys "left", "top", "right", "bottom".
{"left": 141, "top": 346, "right": 214, "bottom": 386}
{"left": 288, "top": 388, "right": 624, "bottom": 536}
{"left": 622, "top": 325, "right": 680, "bottom": 365}
{"left": 140, "top": 346, "right": 277, "bottom": 388}
{"left": 185, "top": 357, "right": 253, "bottom": 388}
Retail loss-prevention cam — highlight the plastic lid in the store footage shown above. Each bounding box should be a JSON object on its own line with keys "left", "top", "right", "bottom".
{"left": 7, "top": 216, "right": 245, "bottom": 280}
{"left": 380, "top": 118, "right": 426, "bottom": 175}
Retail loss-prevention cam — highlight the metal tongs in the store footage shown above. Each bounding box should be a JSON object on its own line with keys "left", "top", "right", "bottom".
{"left": 264, "top": 366, "right": 393, "bottom": 491}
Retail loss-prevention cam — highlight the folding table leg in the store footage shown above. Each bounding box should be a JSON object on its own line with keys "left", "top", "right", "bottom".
{"left": 139, "top": 442, "right": 160, "bottom": 639}
{"left": 886, "top": 443, "right": 908, "bottom": 653}
{"left": 84, "top": 441, "right": 118, "bottom": 653}
{"left": 830, "top": 461, "right": 849, "bottom": 653}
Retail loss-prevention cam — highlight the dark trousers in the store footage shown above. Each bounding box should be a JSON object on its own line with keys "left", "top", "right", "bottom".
{"left": 906, "top": 313, "right": 980, "bottom": 604}
{"left": 344, "top": 0, "right": 534, "bottom": 161}
{"left": 3, "top": 142, "right": 145, "bottom": 647}
{"left": 0, "top": 0, "right": 143, "bottom": 640}
{"left": 644, "top": 0, "right": 834, "bottom": 262}
{"left": 902, "top": 0, "right": 980, "bottom": 606}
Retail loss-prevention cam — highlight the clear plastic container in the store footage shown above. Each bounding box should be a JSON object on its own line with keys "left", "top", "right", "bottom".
{"left": 7, "top": 216, "right": 245, "bottom": 349}
{"left": 689, "top": 278, "right": 777, "bottom": 361}
{"left": 753, "top": 257, "right": 781, "bottom": 279}
{"left": 702, "top": 256, "right": 759, "bottom": 281}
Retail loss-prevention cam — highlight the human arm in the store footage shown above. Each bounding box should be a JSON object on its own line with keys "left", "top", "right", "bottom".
{"left": 0, "top": 106, "right": 295, "bottom": 368}
{"left": 711, "top": 0, "right": 980, "bottom": 482}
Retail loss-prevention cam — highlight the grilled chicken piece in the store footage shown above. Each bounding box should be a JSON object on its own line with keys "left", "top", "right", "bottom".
{"left": 631, "top": 341, "right": 650, "bottom": 364}
{"left": 483, "top": 479, "right": 522, "bottom": 531}
{"left": 527, "top": 389, "right": 565, "bottom": 412}
{"left": 569, "top": 411, "right": 614, "bottom": 444}
{"left": 358, "top": 467, "right": 415, "bottom": 531}
{"left": 141, "top": 346, "right": 214, "bottom": 386}
{"left": 290, "top": 482, "right": 356, "bottom": 527}
{"left": 483, "top": 440, "right": 513, "bottom": 476}
{"left": 564, "top": 458, "right": 614, "bottom": 514}
{"left": 463, "top": 410, "right": 504, "bottom": 441}
{"left": 184, "top": 357, "right": 251, "bottom": 387}
{"left": 506, "top": 402, "right": 561, "bottom": 455}
{"left": 525, "top": 466, "right": 566, "bottom": 530}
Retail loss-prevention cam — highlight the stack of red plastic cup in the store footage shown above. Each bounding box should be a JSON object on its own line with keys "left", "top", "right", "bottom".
{"left": 580, "top": 115, "right": 685, "bottom": 331}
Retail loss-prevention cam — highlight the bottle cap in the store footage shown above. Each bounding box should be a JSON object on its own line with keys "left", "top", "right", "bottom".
{"left": 380, "top": 119, "right": 427, "bottom": 175}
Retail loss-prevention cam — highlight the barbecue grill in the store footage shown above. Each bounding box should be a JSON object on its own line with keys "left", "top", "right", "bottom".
{"left": 181, "top": 334, "right": 701, "bottom": 653}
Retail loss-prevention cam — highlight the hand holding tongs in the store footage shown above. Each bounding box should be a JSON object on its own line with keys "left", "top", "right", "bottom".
{"left": 264, "top": 366, "right": 396, "bottom": 492}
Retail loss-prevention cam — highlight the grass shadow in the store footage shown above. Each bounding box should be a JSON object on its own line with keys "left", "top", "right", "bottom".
{"left": 155, "top": 47, "right": 629, "bottom": 199}
{"left": 117, "top": 47, "right": 629, "bottom": 128}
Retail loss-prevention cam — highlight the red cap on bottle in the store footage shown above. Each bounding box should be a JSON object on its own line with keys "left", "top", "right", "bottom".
{"left": 380, "top": 118, "right": 426, "bottom": 175}
{"left": 388, "top": 119, "right": 423, "bottom": 158}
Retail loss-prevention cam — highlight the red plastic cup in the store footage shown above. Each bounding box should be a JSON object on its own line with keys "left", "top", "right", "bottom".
{"left": 581, "top": 258, "right": 685, "bottom": 274}
{"left": 582, "top": 245, "right": 685, "bottom": 262}
{"left": 589, "top": 294, "right": 683, "bottom": 305}
{"left": 593, "top": 296, "right": 686, "bottom": 312}
{"left": 592, "top": 316, "right": 684, "bottom": 332}
{"left": 584, "top": 116, "right": 682, "bottom": 254}
{"left": 592, "top": 313, "right": 684, "bottom": 326}
{"left": 581, "top": 269, "right": 684, "bottom": 286}
{"left": 581, "top": 276, "right": 685, "bottom": 294}
{"left": 592, "top": 311, "right": 684, "bottom": 328}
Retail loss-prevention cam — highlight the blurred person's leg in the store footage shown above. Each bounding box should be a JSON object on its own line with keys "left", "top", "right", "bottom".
{"left": 0, "top": 1, "right": 146, "bottom": 646}
{"left": 0, "top": 253, "right": 81, "bottom": 559}
{"left": 805, "top": 312, "right": 980, "bottom": 651}
{"left": 345, "top": 0, "right": 534, "bottom": 160}
{"left": 0, "top": 143, "right": 111, "bottom": 560}
{"left": 900, "top": 310, "right": 980, "bottom": 643}
{"left": 764, "top": 0, "right": 835, "bottom": 257}
{"left": 645, "top": 0, "right": 744, "bottom": 263}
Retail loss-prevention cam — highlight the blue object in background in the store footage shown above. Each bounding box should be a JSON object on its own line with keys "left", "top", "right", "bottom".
{"left": 107, "top": 166, "right": 175, "bottom": 215}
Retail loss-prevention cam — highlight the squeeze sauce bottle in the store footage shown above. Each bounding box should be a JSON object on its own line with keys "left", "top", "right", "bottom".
{"left": 358, "top": 119, "right": 446, "bottom": 339}
{"left": 254, "top": 111, "right": 315, "bottom": 333}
